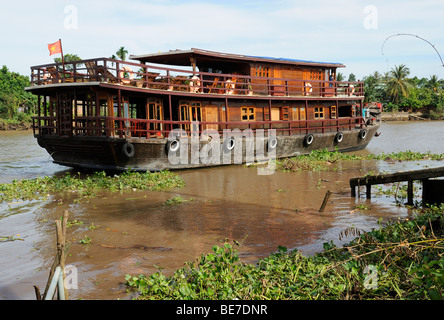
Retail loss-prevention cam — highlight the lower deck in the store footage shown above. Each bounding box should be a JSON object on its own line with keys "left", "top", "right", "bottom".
{"left": 31, "top": 85, "right": 370, "bottom": 140}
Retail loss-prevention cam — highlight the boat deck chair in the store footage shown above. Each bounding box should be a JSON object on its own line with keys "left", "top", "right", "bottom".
{"left": 96, "top": 66, "right": 118, "bottom": 83}
{"left": 46, "top": 66, "right": 61, "bottom": 83}
{"left": 85, "top": 61, "right": 99, "bottom": 81}
{"left": 207, "top": 77, "right": 220, "bottom": 93}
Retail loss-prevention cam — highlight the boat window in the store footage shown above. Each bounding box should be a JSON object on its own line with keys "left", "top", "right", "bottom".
{"left": 282, "top": 107, "right": 290, "bottom": 120}
{"left": 309, "top": 69, "right": 323, "bottom": 80}
{"left": 241, "top": 107, "right": 255, "bottom": 121}
{"left": 314, "top": 107, "right": 324, "bottom": 119}
{"left": 254, "top": 65, "right": 270, "bottom": 77}
{"left": 330, "top": 105, "right": 337, "bottom": 119}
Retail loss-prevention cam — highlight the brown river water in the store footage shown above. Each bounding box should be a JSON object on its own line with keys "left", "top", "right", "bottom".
{"left": 1, "top": 121, "right": 444, "bottom": 300}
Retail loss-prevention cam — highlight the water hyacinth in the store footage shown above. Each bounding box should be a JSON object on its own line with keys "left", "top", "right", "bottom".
{"left": 275, "top": 149, "right": 444, "bottom": 172}
{"left": 0, "top": 170, "right": 184, "bottom": 203}
{"left": 126, "top": 205, "right": 443, "bottom": 300}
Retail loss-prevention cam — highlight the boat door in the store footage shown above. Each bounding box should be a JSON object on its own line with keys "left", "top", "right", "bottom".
{"left": 147, "top": 98, "right": 163, "bottom": 135}
{"left": 204, "top": 105, "right": 218, "bottom": 131}
{"left": 271, "top": 107, "right": 280, "bottom": 121}
{"left": 291, "top": 106, "right": 306, "bottom": 129}
{"left": 272, "top": 68, "right": 285, "bottom": 95}
{"left": 179, "top": 101, "right": 202, "bottom": 133}
{"left": 57, "top": 92, "right": 73, "bottom": 137}
{"left": 112, "top": 95, "right": 129, "bottom": 137}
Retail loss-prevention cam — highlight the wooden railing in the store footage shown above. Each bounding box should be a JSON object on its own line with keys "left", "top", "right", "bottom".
{"left": 30, "top": 58, "right": 364, "bottom": 98}
{"left": 32, "top": 115, "right": 365, "bottom": 139}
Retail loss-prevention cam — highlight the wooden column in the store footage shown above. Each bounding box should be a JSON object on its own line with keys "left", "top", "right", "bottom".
{"left": 407, "top": 180, "right": 414, "bottom": 205}
{"left": 118, "top": 89, "right": 122, "bottom": 138}
{"left": 169, "top": 94, "right": 172, "bottom": 133}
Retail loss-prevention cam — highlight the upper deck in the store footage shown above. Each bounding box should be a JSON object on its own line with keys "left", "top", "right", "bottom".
{"left": 28, "top": 49, "right": 363, "bottom": 99}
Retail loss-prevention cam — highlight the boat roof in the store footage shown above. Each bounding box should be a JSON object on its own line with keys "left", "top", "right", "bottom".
{"left": 130, "top": 48, "right": 345, "bottom": 69}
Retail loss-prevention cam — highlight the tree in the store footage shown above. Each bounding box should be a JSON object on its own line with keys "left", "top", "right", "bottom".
{"left": 54, "top": 53, "right": 83, "bottom": 71}
{"left": 116, "top": 47, "right": 128, "bottom": 61}
{"left": 426, "top": 75, "right": 440, "bottom": 92}
{"left": 336, "top": 73, "right": 344, "bottom": 81}
{"left": 385, "top": 64, "right": 412, "bottom": 105}
{"left": 0, "top": 66, "right": 37, "bottom": 119}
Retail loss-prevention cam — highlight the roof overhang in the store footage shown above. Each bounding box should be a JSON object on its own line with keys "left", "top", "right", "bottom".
{"left": 130, "top": 48, "right": 345, "bottom": 69}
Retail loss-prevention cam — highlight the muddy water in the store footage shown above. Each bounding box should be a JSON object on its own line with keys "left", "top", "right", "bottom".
{"left": 1, "top": 121, "right": 444, "bottom": 300}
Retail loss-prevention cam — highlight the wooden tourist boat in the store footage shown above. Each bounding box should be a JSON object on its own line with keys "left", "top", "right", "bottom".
{"left": 26, "top": 48, "right": 380, "bottom": 171}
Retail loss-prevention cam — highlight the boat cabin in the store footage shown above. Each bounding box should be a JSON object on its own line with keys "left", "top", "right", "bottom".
{"left": 28, "top": 48, "right": 365, "bottom": 140}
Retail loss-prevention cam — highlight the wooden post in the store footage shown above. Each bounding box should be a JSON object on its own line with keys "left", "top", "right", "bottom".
{"left": 33, "top": 285, "right": 42, "bottom": 300}
{"left": 407, "top": 180, "right": 414, "bottom": 205}
{"left": 366, "top": 184, "right": 371, "bottom": 199}
{"left": 319, "top": 190, "right": 332, "bottom": 212}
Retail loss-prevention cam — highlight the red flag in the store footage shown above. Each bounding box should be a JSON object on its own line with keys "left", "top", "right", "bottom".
{"left": 48, "top": 40, "right": 62, "bottom": 56}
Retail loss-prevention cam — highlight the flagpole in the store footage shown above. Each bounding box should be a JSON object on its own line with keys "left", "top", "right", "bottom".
{"left": 59, "top": 39, "right": 65, "bottom": 77}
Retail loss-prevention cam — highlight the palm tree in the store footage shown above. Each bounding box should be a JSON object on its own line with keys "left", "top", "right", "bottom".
{"left": 385, "top": 64, "right": 412, "bottom": 104}
{"left": 426, "top": 75, "right": 440, "bottom": 92}
{"left": 371, "top": 71, "right": 381, "bottom": 83}
{"left": 116, "top": 47, "right": 128, "bottom": 61}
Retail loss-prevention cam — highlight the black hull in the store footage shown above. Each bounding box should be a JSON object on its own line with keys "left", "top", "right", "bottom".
{"left": 37, "top": 124, "right": 380, "bottom": 172}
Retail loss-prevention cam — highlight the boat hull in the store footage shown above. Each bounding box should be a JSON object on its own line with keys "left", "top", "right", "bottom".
{"left": 36, "top": 124, "right": 380, "bottom": 172}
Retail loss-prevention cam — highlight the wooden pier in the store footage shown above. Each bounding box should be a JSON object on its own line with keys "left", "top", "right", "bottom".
{"left": 350, "top": 166, "right": 444, "bottom": 205}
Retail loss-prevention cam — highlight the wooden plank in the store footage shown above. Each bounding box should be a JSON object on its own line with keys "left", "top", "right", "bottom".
{"left": 350, "top": 166, "right": 444, "bottom": 199}
{"left": 350, "top": 166, "right": 444, "bottom": 188}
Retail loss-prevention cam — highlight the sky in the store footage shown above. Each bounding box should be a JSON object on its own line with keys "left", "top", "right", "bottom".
{"left": 1, "top": 0, "right": 444, "bottom": 80}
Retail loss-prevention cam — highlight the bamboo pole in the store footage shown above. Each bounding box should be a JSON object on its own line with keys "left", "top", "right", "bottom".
{"left": 41, "top": 210, "right": 69, "bottom": 300}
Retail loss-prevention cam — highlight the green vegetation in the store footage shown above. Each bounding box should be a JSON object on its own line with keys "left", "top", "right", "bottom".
{"left": 0, "top": 66, "right": 36, "bottom": 121}
{"left": 164, "top": 196, "right": 194, "bottom": 206}
{"left": 125, "top": 205, "right": 444, "bottom": 300}
{"left": 363, "top": 65, "right": 444, "bottom": 117}
{"left": 274, "top": 148, "right": 444, "bottom": 172}
{"left": 115, "top": 46, "right": 129, "bottom": 61}
{"left": 53, "top": 53, "right": 83, "bottom": 71}
{"left": 79, "top": 235, "right": 92, "bottom": 245}
{"left": 0, "top": 170, "right": 184, "bottom": 203}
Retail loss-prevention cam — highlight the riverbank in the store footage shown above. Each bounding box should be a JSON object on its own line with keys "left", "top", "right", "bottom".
{"left": 381, "top": 111, "right": 443, "bottom": 121}
{"left": 0, "top": 120, "right": 32, "bottom": 131}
